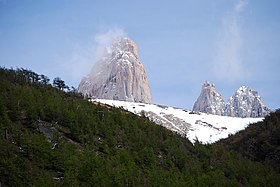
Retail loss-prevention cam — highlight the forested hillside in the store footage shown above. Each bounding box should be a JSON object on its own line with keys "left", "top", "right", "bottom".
{"left": 0, "top": 67, "right": 279, "bottom": 186}
{"left": 220, "top": 109, "right": 280, "bottom": 173}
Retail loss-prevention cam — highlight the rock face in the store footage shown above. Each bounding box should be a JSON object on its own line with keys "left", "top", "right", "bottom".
{"left": 225, "top": 86, "right": 270, "bottom": 118}
{"left": 193, "top": 82, "right": 270, "bottom": 118}
{"left": 78, "top": 37, "right": 152, "bottom": 103}
{"left": 193, "top": 81, "right": 225, "bottom": 115}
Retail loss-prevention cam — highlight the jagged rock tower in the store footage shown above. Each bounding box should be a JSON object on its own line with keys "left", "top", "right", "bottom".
{"left": 193, "top": 81, "right": 225, "bottom": 115}
{"left": 193, "top": 82, "right": 270, "bottom": 118}
{"left": 225, "top": 86, "right": 270, "bottom": 118}
{"left": 78, "top": 37, "right": 152, "bottom": 103}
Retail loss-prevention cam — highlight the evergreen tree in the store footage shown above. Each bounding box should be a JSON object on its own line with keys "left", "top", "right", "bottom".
{"left": 39, "top": 74, "right": 50, "bottom": 85}
{"left": 53, "top": 77, "right": 68, "bottom": 91}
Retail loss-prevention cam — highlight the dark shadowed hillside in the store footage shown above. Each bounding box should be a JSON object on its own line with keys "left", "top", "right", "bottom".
{"left": 219, "top": 109, "right": 280, "bottom": 173}
{"left": 0, "top": 67, "right": 279, "bottom": 186}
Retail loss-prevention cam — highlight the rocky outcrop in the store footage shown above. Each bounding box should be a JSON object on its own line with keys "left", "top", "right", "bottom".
{"left": 193, "top": 82, "right": 270, "bottom": 118}
{"left": 78, "top": 37, "right": 152, "bottom": 103}
{"left": 193, "top": 81, "right": 225, "bottom": 115}
{"left": 225, "top": 86, "right": 270, "bottom": 118}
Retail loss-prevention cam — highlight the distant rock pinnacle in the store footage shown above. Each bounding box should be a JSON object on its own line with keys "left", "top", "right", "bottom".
{"left": 78, "top": 37, "right": 152, "bottom": 103}
{"left": 193, "top": 82, "right": 270, "bottom": 118}
{"left": 193, "top": 81, "right": 225, "bottom": 115}
{"left": 225, "top": 86, "right": 270, "bottom": 118}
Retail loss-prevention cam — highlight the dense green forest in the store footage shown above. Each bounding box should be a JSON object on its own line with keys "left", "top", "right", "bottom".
{"left": 219, "top": 108, "right": 280, "bottom": 173}
{"left": 0, "top": 67, "right": 279, "bottom": 186}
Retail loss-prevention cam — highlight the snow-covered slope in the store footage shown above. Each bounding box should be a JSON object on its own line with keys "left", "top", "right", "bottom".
{"left": 92, "top": 99, "right": 262, "bottom": 144}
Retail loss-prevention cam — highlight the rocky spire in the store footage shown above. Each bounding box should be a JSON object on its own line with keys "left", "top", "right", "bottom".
{"left": 193, "top": 81, "right": 225, "bottom": 115}
{"left": 193, "top": 82, "right": 271, "bottom": 118}
{"left": 225, "top": 86, "right": 270, "bottom": 118}
{"left": 78, "top": 37, "right": 152, "bottom": 103}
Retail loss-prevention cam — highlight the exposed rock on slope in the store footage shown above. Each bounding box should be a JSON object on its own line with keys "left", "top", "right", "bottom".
{"left": 193, "top": 81, "right": 225, "bottom": 115}
{"left": 78, "top": 37, "right": 152, "bottom": 103}
{"left": 225, "top": 86, "right": 270, "bottom": 118}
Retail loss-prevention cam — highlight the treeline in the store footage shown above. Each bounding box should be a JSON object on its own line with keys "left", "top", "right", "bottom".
{"left": 1, "top": 67, "right": 75, "bottom": 92}
{"left": 0, "top": 67, "right": 279, "bottom": 186}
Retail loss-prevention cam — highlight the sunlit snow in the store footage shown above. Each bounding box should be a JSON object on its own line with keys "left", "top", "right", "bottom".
{"left": 92, "top": 99, "right": 263, "bottom": 144}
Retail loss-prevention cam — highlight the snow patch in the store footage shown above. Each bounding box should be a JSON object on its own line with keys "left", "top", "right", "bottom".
{"left": 92, "top": 99, "right": 262, "bottom": 144}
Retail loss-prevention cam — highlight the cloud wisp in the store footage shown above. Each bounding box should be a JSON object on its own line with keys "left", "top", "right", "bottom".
{"left": 93, "top": 28, "right": 127, "bottom": 63}
{"left": 60, "top": 28, "right": 127, "bottom": 86}
{"left": 95, "top": 28, "right": 126, "bottom": 49}
{"left": 212, "top": 0, "right": 248, "bottom": 82}
{"left": 234, "top": 0, "right": 248, "bottom": 12}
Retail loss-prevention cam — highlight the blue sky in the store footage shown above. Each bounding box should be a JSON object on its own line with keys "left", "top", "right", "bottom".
{"left": 0, "top": 0, "right": 280, "bottom": 110}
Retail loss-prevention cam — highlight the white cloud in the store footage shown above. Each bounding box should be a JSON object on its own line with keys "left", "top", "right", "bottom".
{"left": 95, "top": 28, "right": 126, "bottom": 47}
{"left": 92, "top": 28, "right": 127, "bottom": 63}
{"left": 234, "top": 0, "right": 248, "bottom": 12}
{"left": 59, "top": 28, "right": 127, "bottom": 86}
{"left": 212, "top": 0, "right": 248, "bottom": 82}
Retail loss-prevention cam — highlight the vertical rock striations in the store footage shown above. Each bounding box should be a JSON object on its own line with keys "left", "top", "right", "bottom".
{"left": 78, "top": 37, "right": 152, "bottom": 103}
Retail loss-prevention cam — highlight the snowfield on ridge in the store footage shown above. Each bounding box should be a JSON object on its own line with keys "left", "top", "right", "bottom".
{"left": 92, "top": 99, "right": 263, "bottom": 144}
